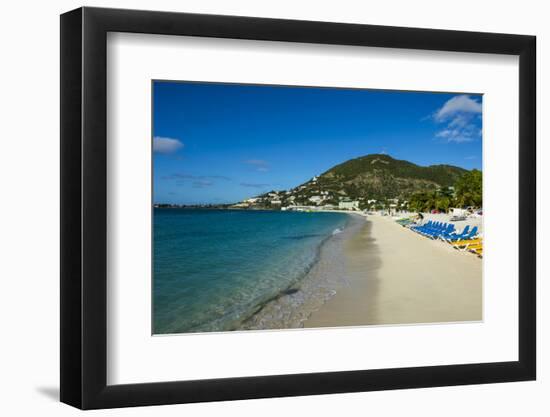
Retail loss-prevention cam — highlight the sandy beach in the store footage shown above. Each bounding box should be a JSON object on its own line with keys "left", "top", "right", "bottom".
{"left": 305, "top": 214, "right": 482, "bottom": 327}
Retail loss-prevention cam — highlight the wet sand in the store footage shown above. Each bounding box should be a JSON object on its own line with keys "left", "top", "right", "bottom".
{"left": 305, "top": 214, "right": 482, "bottom": 327}
{"left": 241, "top": 213, "right": 367, "bottom": 330}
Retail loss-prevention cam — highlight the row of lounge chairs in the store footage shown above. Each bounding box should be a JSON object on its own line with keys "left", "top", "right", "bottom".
{"left": 452, "top": 238, "right": 483, "bottom": 257}
{"left": 410, "top": 221, "right": 478, "bottom": 240}
{"left": 406, "top": 220, "right": 482, "bottom": 257}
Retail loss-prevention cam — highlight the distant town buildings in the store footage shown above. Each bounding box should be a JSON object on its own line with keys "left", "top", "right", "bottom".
{"left": 338, "top": 199, "right": 360, "bottom": 210}
{"left": 308, "top": 195, "right": 324, "bottom": 204}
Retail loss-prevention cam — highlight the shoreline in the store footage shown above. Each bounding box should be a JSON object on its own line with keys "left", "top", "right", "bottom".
{"left": 240, "top": 211, "right": 366, "bottom": 330}
{"left": 157, "top": 209, "right": 482, "bottom": 333}
{"left": 304, "top": 214, "right": 482, "bottom": 328}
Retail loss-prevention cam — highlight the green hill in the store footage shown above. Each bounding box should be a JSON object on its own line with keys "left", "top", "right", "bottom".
{"left": 316, "top": 154, "right": 467, "bottom": 201}
{"left": 249, "top": 154, "right": 469, "bottom": 209}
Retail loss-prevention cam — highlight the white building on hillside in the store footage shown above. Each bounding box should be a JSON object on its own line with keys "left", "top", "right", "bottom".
{"left": 338, "top": 200, "right": 359, "bottom": 210}
{"left": 309, "top": 195, "right": 324, "bottom": 205}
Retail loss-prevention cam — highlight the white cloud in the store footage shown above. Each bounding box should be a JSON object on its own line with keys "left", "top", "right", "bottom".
{"left": 244, "top": 159, "right": 270, "bottom": 172}
{"left": 433, "top": 95, "right": 482, "bottom": 143}
{"left": 153, "top": 136, "right": 184, "bottom": 154}
{"left": 435, "top": 128, "right": 475, "bottom": 143}
{"left": 435, "top": 95, "right": 482, "bottom": 121}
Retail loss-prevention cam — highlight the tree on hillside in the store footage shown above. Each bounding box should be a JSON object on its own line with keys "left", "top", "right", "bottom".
{"left": 454, "top": 169, "right": 482, "bottom": 208}
{"left": 435, "top": 195, "right": 451, "bottom": 212}
{"left": 399, "top": 170, "right": 481, "bottom": 213}
{"left": 409, "top": 191, "right": 436, "bottom": 212}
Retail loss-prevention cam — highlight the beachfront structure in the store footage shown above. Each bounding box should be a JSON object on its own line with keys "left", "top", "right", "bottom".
{"left": 309, "top": 195, "right": 324, "bottom": 204}
{"left": 338, "top": 200, "right": 360, "bottom": 210}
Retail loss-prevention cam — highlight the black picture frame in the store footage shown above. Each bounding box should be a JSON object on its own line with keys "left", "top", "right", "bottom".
{"left": 60, "top": 6, "right": 536, "bottom": 410}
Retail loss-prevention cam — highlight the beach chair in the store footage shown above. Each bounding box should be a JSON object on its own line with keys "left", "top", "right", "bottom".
{"left": 416, "top": 221, "right": 434, "bottom": 236}
{"left": 443, "top": 226, "right": 478, "bottom": 242}
{"left": 426, "top": 223, "right": 454, "bottom": 239}
{"left": 452, "top": 237, "right": 481, "bottom": 248}
{"left": 441, "top": 225, "right": 470, "bottom": 242}
{"left": 423, "top": 222, "right": 442, "bottom": 237}
{"left": 426, "top": 222, "right": 447, "bottom": 237}
{"left": 411, "top": 220, "right": 431, "bottom": 233}
{"left": 466, "top": 226, "right": 478, "bottom": 239}
{"left": 421, "top": 221, "right": 439, "bottom": 232}
{"left": 465, "top": 241, "right": 482, "bottom": 251}
{"left": 467, "top": 241, "right": 483, "bottom": 257}
{"left": 439, "top": 223, "right": 455, "bottom": 238}
{"left": 455, "top": 237, "right": 482, "bottom": 254}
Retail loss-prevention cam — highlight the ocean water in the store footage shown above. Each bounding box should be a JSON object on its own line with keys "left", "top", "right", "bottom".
{"left": 153, "top": 209, "right": 352, "bottom": 334}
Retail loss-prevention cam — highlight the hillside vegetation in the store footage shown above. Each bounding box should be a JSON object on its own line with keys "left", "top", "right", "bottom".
{"left": 317, "top": 154, "right": 466, "bottom": 201}
{"left": 243, "top": 154, "right": 480, "bottom": 212}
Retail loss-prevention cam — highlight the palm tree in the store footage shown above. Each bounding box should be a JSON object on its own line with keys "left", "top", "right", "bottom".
{"left": 455, "top": 170, "right": 482, "bottom": 208}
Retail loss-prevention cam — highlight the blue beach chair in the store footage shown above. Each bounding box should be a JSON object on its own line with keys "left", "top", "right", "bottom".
{"left": 440, "top": 225, "right": 469, "bottom": 241}
{"left": 427, "top": 223, "right": 454, "bottom": 239}
{"left": 444, "top": 226, "right": 478, "bottom": 242}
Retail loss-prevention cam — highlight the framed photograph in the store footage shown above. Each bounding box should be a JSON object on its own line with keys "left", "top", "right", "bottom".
{"left": 60, "top": 7, "right": 536, "bottom": 409}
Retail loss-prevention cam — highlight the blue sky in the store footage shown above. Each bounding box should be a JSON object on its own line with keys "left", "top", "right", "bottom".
{"left": 153, "top": 81, "right": 482, "bottom": 204}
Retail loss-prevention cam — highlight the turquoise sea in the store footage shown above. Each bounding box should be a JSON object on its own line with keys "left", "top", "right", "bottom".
{"left": 153, "top": 209, "right": 352, "bottom": 334}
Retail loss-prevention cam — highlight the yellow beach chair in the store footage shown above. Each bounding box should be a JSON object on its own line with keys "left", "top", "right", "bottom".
{"left": 466, "top": 243, "right": 482, "bottom": 251}
{"left": 467, "top": 242, "right": 483, "bottom": 257}
{"left": 452, "top": 238, "right": 481, "bottom": 248}
{"left": 472, "top": 247, "right": 483, "bottom": 257}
